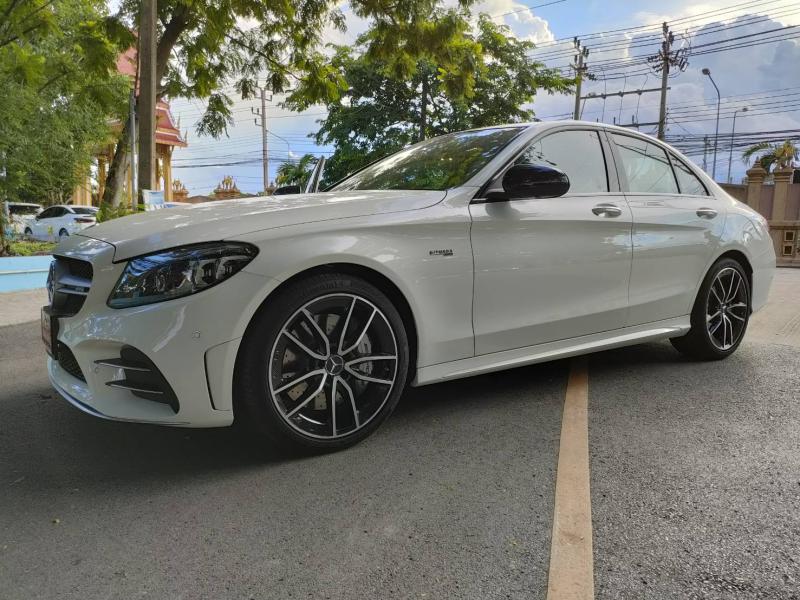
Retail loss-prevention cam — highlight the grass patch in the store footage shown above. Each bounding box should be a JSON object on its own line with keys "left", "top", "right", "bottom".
{"left": 8, "top": 239, "right": 57, "bottom": 256}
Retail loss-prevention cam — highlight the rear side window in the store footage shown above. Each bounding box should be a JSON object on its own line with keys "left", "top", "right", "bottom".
{"left": 612, "top": 134, "right": 678, "bottom": 194}
{"left": 516, "top": 130, "right": 609, "bottom": 193}
{"left": 670, "top": 153, "right": 708, "bottom": 196}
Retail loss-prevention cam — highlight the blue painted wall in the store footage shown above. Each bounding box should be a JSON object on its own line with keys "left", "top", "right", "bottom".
{"left": 0, "top": 256, "right": 52, "bottom": 292}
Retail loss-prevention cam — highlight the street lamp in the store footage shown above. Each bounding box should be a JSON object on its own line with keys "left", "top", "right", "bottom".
{"left": 727, "top": 106, "right": 748, "bottom": 184}
{"left": 702, "top": 68, "right": 721, "bottom": 180}
{"left": 268, "top": 130, "right": 291, "bottom": 162}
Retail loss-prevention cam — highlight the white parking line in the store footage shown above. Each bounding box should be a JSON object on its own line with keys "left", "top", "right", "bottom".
{"left": 546, "top": 357, "right": 594, "bottom": 600}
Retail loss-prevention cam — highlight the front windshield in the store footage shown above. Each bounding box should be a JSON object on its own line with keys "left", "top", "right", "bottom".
{"left": 332, "top": 127, "right": 524, "bottom": 191}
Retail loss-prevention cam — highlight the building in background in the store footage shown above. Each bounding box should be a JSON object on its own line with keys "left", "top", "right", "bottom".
{"left": 71, "top": 47, "right": 187, "bottom": 206}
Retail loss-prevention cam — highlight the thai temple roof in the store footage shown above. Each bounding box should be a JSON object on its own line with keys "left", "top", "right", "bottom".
{"left": 116, "top": 46, "right": 187, "bottom": 148}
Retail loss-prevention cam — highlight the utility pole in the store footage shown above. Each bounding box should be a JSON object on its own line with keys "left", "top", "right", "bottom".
{"left": 702, "top": 135, "right": 710, "bottom": 172}
{"left": 129, "top": 90, "right": 137, "bottom": 204}
{"left": 649, "top": 22, "right": 688, "bottom": 140}
{"left": 572, "top": 38, "right": 589, "bottom": 120}
{"left": 137, "top": 0, "right": 157, "bottom": 204}
{"left": 252, "top": 85, "right": 272, "bottom": 193}
{"left": 656, "top": 23, "right": 672, "bottom": 140}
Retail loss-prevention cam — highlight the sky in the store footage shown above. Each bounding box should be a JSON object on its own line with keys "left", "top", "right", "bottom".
{"left": 166, "top": 0, "right": 800, "bottom": 195}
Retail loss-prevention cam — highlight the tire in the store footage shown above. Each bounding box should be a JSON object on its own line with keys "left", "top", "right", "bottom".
{"left": 670, "top": 257, "right": 751, "bottom": 360}
{"left": 235, "top": 273, "right": 410, "bottom": 452}
{"left": 24, "top": 228, "right": 32, "bottom": 236}
{"left": 58, "top": 228, "right": 69, "bottom": 239}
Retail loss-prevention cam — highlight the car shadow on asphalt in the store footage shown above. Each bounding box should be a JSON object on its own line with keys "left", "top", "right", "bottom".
{"left": 1, "top": 357, "right": 568, "bottom": 494}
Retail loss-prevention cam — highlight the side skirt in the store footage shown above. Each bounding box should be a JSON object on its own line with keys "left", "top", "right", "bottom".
{"left": 413, "top": 316, "right": 690, "bottom": 386}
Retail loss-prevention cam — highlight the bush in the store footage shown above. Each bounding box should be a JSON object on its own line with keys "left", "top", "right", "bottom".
{"left": 8, "top": 240, "right": 56, "bottom": 256}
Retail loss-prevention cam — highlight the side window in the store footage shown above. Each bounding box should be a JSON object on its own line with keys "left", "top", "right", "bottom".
{"left": 38, "top": 208, "right": 56, "bottom": 219}
{"left": 611, "top": 134, "right": 679, "bottom": 194}
{"left": 516, "top": 130, "right": 609, "bottom": 193}
{"left": 670, "top": 153, "right": 708, "bottom": 196}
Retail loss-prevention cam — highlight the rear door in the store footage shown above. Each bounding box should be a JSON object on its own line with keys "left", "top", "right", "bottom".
{"left": 470, "top": 127, "right": 633, "bottom": 355}
{"left": 609, "top": 133, "right": 725, "bottom": 325}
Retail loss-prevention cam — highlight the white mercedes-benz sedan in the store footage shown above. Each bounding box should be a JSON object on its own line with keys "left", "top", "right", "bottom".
{"left": 44, "top": 121, "right": 775, "bottom": 450}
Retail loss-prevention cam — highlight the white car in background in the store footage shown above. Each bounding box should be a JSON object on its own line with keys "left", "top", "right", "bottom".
{"left": 44, "top": 122, "right": 775, "bottom": 452}
{"left": 2, "top": 202, "right": 42, "bottom": 235}
{"left": 24, "top": 205, "right": 98, "bottom": 241}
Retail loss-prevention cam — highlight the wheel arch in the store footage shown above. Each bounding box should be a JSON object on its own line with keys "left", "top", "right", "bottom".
{"left": 714, "top": 249, "right": 753, "bottom": 304}
{"left": 238, "top": 262, "right": 419, "bottom": 384}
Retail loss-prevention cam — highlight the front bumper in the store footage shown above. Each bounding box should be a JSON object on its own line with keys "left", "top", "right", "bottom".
{"left": 47, "top": 235, "right": 279, "bottom": 427}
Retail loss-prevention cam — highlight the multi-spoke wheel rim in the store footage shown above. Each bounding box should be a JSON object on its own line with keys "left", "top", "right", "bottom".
{"left": 706, "top": 267, "right": 748, "bottom": 351}
{"left": 268, "top": 294, "right": 398, "bottom": 439}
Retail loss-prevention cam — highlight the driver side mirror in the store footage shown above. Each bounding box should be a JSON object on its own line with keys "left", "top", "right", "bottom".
{"left": 487, "top": 164, "right": 570, "bottom": 201}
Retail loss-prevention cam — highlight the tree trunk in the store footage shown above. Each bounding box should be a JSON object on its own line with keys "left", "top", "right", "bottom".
{"left": 418, "top": 74, "right": 429, "bottom": 142}
{"left": 101, "top": 8, "right": 188, "bottom": 207}
{"left": 102, "top": 115, "right": 132, "bottom": 207}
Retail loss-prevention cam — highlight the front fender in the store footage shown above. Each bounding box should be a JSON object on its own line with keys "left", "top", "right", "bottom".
{"left": 234, "top": 204, "right": 475, "bottom": 368}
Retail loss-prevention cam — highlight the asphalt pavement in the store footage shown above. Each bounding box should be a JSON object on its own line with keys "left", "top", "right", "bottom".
{"left": 1, "top": 269, "right": 799, "bottom": 599}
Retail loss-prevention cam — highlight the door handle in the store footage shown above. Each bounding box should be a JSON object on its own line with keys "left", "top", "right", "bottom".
{"left": 592, "top": 203, "right": 623, "bottom": 218}
{"left": 696, "top": 207, "right": 718, "bottom": 219}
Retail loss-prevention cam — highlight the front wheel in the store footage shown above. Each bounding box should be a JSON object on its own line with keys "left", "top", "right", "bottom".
{"left": 671, "top": 258, "right": 751, "bottom": 360}
{"left": 24, "top": 227, "right": 32, "bottom": 236}
{"left": 235, "top": 273, "right": 410, "bottom": 452}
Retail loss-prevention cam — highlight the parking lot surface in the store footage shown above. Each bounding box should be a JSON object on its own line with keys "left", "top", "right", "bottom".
{"left": 1, "top": 269, "right": 798, "bottom": 599}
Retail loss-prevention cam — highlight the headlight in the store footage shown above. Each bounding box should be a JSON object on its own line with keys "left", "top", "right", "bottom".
{"left": 108, "top": 242, "right": 258, "bottom": 308}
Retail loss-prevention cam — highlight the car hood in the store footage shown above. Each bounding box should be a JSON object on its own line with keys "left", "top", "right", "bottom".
{"left": 79, "top": 189, "right": 446, "bottom": 261}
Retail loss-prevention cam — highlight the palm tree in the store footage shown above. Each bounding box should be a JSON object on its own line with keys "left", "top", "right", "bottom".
{"left": 276, "top": 154, "right": 317, "bottom": 188}
{"left": 742, "top": 140, "right": 799, "bottom": 173}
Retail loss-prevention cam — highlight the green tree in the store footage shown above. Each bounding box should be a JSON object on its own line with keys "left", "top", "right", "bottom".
{"left": 101, "top": 0, "right": 347, "bottom": 205}
{"left": 0, "top": 0, "right": 130, "bottom": 204}
{"left": 742, "top": 140, "right": 799, "bottom": 173}
{"left": 105, "top": 0, "right": 486, "bottom": 206}
{"left": 276, "top": 154, "right": 317, "bottom": 188}
{"left": 309, "top": 15, "right": 572, "bottom": 186}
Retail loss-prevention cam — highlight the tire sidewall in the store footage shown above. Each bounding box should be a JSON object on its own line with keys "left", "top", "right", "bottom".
{"left": 236, "top": 274, "right": 410, "bottom": 451}
{"left": 691, "top": 258, "right": 751, "bottom": 358}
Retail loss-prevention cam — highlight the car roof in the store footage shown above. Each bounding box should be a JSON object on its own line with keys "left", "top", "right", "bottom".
{"left": 462, "top": 120, "right": 671, "bottom": 147}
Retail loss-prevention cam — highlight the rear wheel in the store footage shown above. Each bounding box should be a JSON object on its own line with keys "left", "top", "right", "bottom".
{"left": 671, "top": 258, "right": 751, "bottom": 360}
{"left": 235, "top": 273, "right": 410, "bottom": 452}
{"left": 24, "top": 227, "right": 32, "bottom": 236}
{"left": 58, "top": 228, "right": 69, "bottom": 239}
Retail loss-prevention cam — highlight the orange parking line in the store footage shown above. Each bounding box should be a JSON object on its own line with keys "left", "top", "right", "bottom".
{"left": 546, "top": 357, "right": 594, "bottom": 600}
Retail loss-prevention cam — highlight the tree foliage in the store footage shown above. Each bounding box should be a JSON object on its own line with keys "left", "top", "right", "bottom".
{"left": 103, "top": 0, "right": 494, "bottom": 204}
{"left": 742, "top": 140, "right": 799, "bottom": 173}
{"left": 100, "top": 0, "right": 350, "bottom": 204}
{"left": 0, "top": 0, "right": 130, "bottom": 209}
{"left": 309, "top": 15, "right": 572, "bottom": 187}
{"left": 276, "top": 154, "right": 317, "bottom": 187}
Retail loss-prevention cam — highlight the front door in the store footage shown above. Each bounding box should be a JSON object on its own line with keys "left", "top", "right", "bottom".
{"left": 470, "top": 128, "right": 633, "bottom": 356}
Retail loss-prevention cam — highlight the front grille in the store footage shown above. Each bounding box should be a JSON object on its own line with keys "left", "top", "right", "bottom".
{"left": 49, "top": 256, "right": 93, "bottom": 317}
{"left": 57, "top": 343, "right": 85, "bottom": 381}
